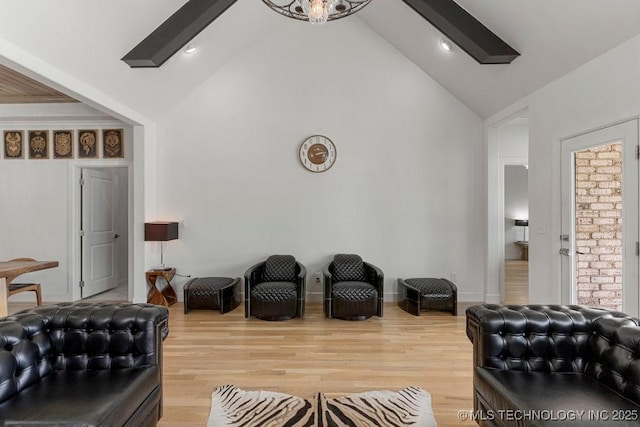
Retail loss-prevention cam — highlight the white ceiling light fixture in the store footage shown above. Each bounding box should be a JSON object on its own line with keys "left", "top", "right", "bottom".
{"left": 439, "top": 38, "right": 454, "bottom": 53}
{"left": 183, "top": 43, "right": 197, "bottom": 54}
{"left": 262, "top": 0, "right": 371, "bottom": 25}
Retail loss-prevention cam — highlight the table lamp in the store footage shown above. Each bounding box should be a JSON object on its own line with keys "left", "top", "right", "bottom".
{"left": 144, "top": 222, "right": 178, "bottom": 269}
{"left": 514, "top": 219, "right": 528, "bottom": 242}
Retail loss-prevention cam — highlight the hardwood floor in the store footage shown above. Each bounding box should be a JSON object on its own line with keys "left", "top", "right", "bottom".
{"left": 504, "top": 260, "right": 528, "bottom": 304}
{"left": 158, "top": 302, "right": 475, "bottom": 427}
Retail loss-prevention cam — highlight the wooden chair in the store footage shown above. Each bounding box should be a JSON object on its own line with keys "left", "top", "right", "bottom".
{"left": 7, "top": 258, "right": 42, "bottom": 306}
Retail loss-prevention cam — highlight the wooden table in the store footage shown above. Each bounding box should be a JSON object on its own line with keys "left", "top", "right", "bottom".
{"left": 145, "top": 268, "right": 177, "bottom": 307}
{"left": 516, "top": 241, "right": 529, "bottom": 261}
{"left": 0, "top": 260, "right": 59, "bottom": 317}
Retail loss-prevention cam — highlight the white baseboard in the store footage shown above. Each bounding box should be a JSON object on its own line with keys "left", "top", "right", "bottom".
{"left": 484, "top": 293, "right": 501, "bottom": 304}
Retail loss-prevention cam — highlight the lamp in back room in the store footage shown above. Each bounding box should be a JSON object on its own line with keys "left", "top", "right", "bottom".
{"left": 514, "top": 219, "right": 528, "bottom": 242}
{"left": 144, "top": 222, "right": 178, "bottom": 270}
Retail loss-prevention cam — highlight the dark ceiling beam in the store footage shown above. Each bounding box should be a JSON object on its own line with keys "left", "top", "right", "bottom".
{"left": 401, "top": 0, "right": 519, "bottom": 64}
{"left": 122, "top": 0, "right": 238, "bottom": 68}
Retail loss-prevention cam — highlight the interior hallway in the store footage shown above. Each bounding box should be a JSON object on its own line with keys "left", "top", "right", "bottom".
{"left": 504, "top": 260, "right": 528, "bottom": 305}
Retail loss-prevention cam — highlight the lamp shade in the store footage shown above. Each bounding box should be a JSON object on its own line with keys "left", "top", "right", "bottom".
{"left": 145, "top": 222, "right": 178, "bottom": 241}
{"left": 514, "top": 219, "right": 529, "bottom": 227}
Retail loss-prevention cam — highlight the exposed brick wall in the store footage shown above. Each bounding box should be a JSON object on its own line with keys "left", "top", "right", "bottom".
{"left": 575, "top": 143, "right": 622, "bottom": 311}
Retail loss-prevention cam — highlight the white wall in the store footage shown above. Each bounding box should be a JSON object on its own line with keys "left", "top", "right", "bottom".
{"left": 155, "top": 20, "right": 485, "bottom": 302}
{"left": 499, "top": 121, "right": 529, "bottom": 158}
{"left": 504, "top": 165, "right": 528, "bottom": 259}
{"left": 0, "top": 103, "right": 131, "bottom": 301}
{"left": 1, "top": 153, "right": 69, "bottom": 300}
{"left": 487, "top": 33, "right": 640, "bottom": 306}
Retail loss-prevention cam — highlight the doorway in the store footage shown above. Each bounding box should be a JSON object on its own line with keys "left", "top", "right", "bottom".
{"left": 504, "top": 164, "right": 529, "bottom": 304}
{"left": 490, "top": 114, "right": 529, "bottom": 304}
{"left": 79, "top": 167, "right": 129, "bottom": 300}
{"left": 561, "top": 119, "right": 639, "bottom": 316}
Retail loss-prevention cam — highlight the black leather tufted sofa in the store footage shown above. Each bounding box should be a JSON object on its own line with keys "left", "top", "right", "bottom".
{"left": 466, "top": 304, "right": 640, "bottom": 426}
{"left": 0, "top": 302, "right": 169, "bottom": 426}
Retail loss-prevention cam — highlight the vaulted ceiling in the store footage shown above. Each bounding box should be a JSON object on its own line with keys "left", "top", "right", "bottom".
{"left": 1, "top": 0, "right": 639, "bottom": 119}
{"left": 358, "top": 0, "right": 640, "bottom": 117}
{"left": 121, "top": 0, "right": 521, "bottom": 67}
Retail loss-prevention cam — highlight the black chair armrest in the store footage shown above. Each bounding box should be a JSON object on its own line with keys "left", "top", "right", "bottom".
{"left": 296, "top": 262, "right": 307, "bottom": 281}
{"left": 364, "top": 262, "right": 384, "bottom": 317}
{"left": 296, "top": 262, "right": 307, "bottom": 318}
{"left": 397, "top": 278, "right": 417, "bottom": 303}
{"left": 323, "top": 263, "right": 333, "bottom": 317}
{"left": 296, "top": 262, "right": 307, "bottom": 294}
{"left": 244, "top": 262, "right": 266, "bottom": 287}
{"left": 244, "top": 262, "right": 265, "bottom": 318}
{"left": 322, "top": 263, "right": 333, "bottom": 284}
{"left": 363, "top": 262, "right": 384, "bottom": 288}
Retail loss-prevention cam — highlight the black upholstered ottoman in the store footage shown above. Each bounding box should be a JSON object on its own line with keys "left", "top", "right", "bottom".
{"left": 397, "top": 278, "right": 457, "bottom": 316}
{"left": 183, "top": 277, "right": 241, "bottom": 314}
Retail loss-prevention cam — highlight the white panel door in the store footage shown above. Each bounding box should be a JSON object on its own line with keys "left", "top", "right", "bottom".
{"left": 561, "top": 120, "right": 639, "bottom": 316}
{"left": 81, "top": 169, "right": 118, "bottom": 298}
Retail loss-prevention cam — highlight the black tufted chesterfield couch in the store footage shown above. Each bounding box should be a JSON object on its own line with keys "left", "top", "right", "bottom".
{"left": 0, "top": 302, "right": 169, "bottom": 426}
{"left": 466, "top": 304, "right": 640, "bottom": 426}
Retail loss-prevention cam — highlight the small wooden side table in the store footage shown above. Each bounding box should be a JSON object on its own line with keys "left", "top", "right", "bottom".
{"left": 146, "top": 268, "right": 177, "bottom": 307}
{"left": 516, "top": 241, "right": 529, "bottom": 261}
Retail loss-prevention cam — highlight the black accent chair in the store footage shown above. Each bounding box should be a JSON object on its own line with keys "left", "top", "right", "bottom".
{"left": 323, "top": 254, "right": 384, "bottom": 320}
{"left": 244, "top": 255, "right": 306, "bottom": 321}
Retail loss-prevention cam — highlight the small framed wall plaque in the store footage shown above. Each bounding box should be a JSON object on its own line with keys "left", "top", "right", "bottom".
{"left": 102, "top": 128, "right": 124, "bottom": 158}
{"left": 28, "top": 130, "right": 49, "bottom": 159}
{"left": 78, "top": 129, "right": 98, "bottom": 158}
{"left": 4, "top": 130, "right": 24, "bottom": 159}
{"left": 53, "top": 130, "right": 74, "bottom": 159}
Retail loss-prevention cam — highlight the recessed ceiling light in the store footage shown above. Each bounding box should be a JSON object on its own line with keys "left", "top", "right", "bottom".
{"left": 183, "top": 43, "right": 197, "bottom": 54}
{"left": 439, "top": 38, "right": 454, "bottom": 52}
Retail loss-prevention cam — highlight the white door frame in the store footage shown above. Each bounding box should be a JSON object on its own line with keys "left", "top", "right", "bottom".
{"left": 487, "top": 108, "right": 529, "bottom": 304}
{"left": 560, "top": 119, "right": 639, "bottom": 316}
{"left": 69, "top": 161, "right": 131, "bottom": 302}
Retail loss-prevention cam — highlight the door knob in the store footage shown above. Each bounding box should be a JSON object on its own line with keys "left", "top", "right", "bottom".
{"left": 114, "top": 234, "right": 120, "bottom": 239}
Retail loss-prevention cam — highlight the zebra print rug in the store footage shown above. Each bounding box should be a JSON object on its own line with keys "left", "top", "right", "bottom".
{"left": 207, "top": 384, "right": 437, "bottom": 426}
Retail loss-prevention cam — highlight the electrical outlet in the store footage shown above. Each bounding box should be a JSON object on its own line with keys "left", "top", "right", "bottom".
{"left": 180, "top": 220, "right": 187, "bottom": 229}
{"left": 314, "top": 272, "right": 322, "bottom": 283}
{"left": 451, "top": 272, "right": 457, "bottom": 282}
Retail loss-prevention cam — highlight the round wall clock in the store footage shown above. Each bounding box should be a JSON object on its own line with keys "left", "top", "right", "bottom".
{"left": 299, "top": 135, "right": 337, "bottom": 173}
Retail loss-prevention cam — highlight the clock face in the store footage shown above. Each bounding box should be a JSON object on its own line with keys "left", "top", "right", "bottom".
{"left": 299, "top": 135, "right": 336, "bottom": 173}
